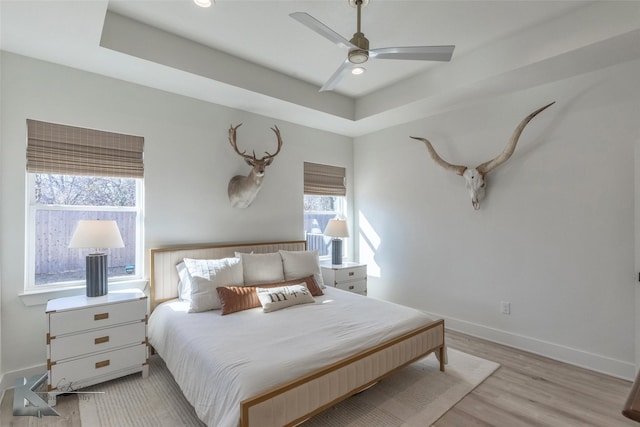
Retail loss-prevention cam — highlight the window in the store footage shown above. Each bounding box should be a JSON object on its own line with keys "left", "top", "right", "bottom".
{"left": 303, "top": 195, "right": 346, "bottom": 258}
{"left": 25, "top": 120, "right": 144, "bottom": 291}
{"left": 303, "top": 162, "right": 346, "bottom": 260}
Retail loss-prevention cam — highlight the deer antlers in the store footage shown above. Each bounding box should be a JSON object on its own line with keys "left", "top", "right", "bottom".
{"left": 228, "top": 123, "right": 282, "bottom": 163}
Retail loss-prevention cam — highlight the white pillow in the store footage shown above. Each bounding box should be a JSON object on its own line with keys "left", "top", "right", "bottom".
{"left": 235, "top": 252, "right": 284, "bottom": 285}
{"left": 176, "top": 261, "right": 192, "bottom": 301}
{"left": 182, "top": 257, "right": 244, "bottom": 312}
{"left": 279, "top": 250, "right": 325, "bottom": 288}
{"left": 256, "top": 283, "right": 315, "bottom": 313}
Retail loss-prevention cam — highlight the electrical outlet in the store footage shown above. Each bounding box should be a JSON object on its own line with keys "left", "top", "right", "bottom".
{"left": 500, "top": 301, "right": 511, "bottom": 315}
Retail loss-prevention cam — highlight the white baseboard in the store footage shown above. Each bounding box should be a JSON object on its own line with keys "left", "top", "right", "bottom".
{"left": 0, "top": 363, "right": 47, "bottom": 393}
{"left": 426, "top": 311, "right": 636, "bottom": 381}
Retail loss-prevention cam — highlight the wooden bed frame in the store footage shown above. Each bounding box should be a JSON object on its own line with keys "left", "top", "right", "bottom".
{"left": 150, "top": 240, "right": 445, "bottom": 427}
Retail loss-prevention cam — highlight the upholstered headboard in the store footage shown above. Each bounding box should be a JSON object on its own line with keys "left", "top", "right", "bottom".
{"left": 149, "top": 240, "right": 307, "bottom": 310}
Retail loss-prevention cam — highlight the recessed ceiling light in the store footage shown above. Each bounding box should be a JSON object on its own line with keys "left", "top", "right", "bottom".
{"left": 351, "top": 67, "right": 366, "bottom": 75}
{"left": 194, "top": 0, "right": 212, "bottom": 8}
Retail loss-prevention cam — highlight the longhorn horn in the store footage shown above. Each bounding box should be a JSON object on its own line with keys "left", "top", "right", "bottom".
{"left": 410, "top": 136, "right": 467, "bottom": 176}
{"left": 476, "top": 102, "right": 555, "bottom": 175}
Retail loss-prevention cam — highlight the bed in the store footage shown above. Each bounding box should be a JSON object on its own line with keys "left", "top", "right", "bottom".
{"left": 149, "top": 240, "right": 445, "bottom": 427}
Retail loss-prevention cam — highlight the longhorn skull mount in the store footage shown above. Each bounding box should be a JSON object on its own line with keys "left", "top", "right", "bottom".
{"left": 411, "top": 102, "right": 554, "bottom": 210}
{"left": 227, "top": 123, "right": 283, "bottom": 209}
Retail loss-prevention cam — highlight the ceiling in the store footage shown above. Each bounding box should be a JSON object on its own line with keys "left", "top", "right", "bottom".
{"left": 1, "top": 1, "right": 639, "bottom": 136}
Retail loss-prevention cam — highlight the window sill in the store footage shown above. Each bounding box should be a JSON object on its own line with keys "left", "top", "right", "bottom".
{"left": 19, "top": 278, "right": 148, "bottom": 307}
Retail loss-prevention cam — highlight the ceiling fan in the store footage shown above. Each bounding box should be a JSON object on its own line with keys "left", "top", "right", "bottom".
{"left": 290, "top": 0, "right": 455, "bottom": 92}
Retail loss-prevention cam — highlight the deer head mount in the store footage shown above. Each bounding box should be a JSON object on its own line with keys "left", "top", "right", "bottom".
{"left": 411, "top": 102, "right": 554, "bottom": 210}
{"left": 227, "top": 123, "right": 283, "bottom": 208}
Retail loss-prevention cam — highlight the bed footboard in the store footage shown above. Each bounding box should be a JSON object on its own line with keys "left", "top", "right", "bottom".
{"left": 241, "top": 319, "right": 445, "bottom": 427}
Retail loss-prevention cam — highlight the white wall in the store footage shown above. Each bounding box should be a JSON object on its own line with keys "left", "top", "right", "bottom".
{"left": 0, "top": 52, "right": 352, "bottom": 383}
{"left": 355, "top": 59, "right": 640, "bottom": 379}
{"left": 0, "top": 52, "right": 4, "bottom": 387}
{"left": 1, "top": 52, "right": 637, "bottom": 386}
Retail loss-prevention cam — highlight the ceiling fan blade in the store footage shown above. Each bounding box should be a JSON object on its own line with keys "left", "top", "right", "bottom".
{"left": 320, "top": 59, "right": 353, "bottom": 92}
{"left": 290, "top": 12, "right": 357, "bottom": 50}
{"left": 370, "top": 45, "right": 455, "bottom": 62}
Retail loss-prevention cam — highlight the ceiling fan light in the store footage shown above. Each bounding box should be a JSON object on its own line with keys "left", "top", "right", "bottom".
{"left": 351, "top": 67, "right": 365, "bottom": 75}
{"left": 194, "top": 0, "right": 212, "bottom": 8}
{"left": 348, "top": 49, "right": 369, "bottom": 64}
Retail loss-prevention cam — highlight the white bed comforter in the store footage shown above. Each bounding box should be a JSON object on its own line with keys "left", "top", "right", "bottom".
{"left": 148, "top": 287, "right": 439, "bottom": 427}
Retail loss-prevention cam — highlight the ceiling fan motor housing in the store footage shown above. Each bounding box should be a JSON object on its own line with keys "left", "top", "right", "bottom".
{"left": 289, "top": 0, "right": 454, "bottom": 91}
{"left": 349, "top": 32, "right": 369, "bottom": 63}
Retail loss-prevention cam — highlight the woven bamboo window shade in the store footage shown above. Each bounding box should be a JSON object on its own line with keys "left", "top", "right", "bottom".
{"left": 303, "top": 162, "right": 346, "bottom": 196}
{"left": 26, "top": 119, "right": 144, "bottom": 178}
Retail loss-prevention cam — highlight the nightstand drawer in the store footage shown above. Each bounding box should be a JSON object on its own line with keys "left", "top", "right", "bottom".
{"left": 50, "top": 321, "right": 146, "bottom": 361}
{"left": 321, "top": 262, "right": 367, "bottom": 295}
{"left": 334, "top": 266, "right": 366, "bottom": 282}
{"left": 46, "top": 290, "right": 149, "bottom": 405}
{"left": 335, "top": 279, "right": 367, "bottom": 294}
{"left": 49, "top": 298, "right": 146, "bottom": 336}
{"left": 49, "top": 343, "right": 147, "bottom": 391}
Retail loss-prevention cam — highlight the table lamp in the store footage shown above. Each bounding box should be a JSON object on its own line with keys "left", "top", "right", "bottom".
{"left": 324, "top": 218, "right": 349, "bottom": 265}
{"left": 69, "top": 220, "right": 124, "bottom": 297}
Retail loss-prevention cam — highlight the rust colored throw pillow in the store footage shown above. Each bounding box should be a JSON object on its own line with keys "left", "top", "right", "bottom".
{"left": 217, "top": 276, "right": 322, "bottom": 315}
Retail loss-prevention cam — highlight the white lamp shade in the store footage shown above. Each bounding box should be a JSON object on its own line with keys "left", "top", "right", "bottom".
{"left": 324, "top": 219, "right": 349, "bottom": 238}
{"left": 69, "top": 220, "right": 125, "bottom": 249}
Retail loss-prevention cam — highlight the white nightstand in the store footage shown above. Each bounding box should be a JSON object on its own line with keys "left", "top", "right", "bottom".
{"left": 46, "top": 289, "right": 149, "bottom": 406}
{"left": 321, "top": 262, "right": 367, "bottom": 295}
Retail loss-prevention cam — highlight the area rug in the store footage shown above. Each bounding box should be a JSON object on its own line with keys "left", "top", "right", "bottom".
{"left": 78, "top": 348, "right": 499, "bottom": 427}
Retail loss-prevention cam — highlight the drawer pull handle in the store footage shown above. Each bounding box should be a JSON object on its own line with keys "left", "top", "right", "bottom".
{"left": 95, "top": 360, "right": 110, "bottom": 369}
{"left": 348, "top": 272, "right": 355, "bottom": 276}
{"left": 94, "top": 336, "right": 110, "bottom": 345}
{"left": 349, "top": 285, "right": 355, "bottom": 290}
{"left": 94, "top": 313, "right": 109, "bottom": 321}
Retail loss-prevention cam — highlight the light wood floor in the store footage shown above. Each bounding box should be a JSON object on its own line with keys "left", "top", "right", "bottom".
{"left": 1, "top": 330, "right": 636, "bottom": 426}
{"left": 437, "top": 330, "right": 636, "bottom": 426}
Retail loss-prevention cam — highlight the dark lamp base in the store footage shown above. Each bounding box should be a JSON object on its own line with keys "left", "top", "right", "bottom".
{"left": 331, "top": 239, "right": 343, "bottom": 265}
{"left": 86, "top": 253, "right": 108, "bottom": 297}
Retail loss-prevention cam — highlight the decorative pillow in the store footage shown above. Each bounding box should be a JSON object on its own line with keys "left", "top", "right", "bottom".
{"left": 182, "top": 257, "right": 244, "bottom": 312}
{"left": 256, "top": 283, "right": 315, "bottom": 313}
{"left": 216, "top": 276, "right": 322, "bottom": 315}
{"left": 235, "top": 252, "right": 284, "bottom": 285}
{"left": 279, "top": 250, "right": 325, "bottom": 288}
{"left": 176, "top": 261, "right": 192, "bottom": 301}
